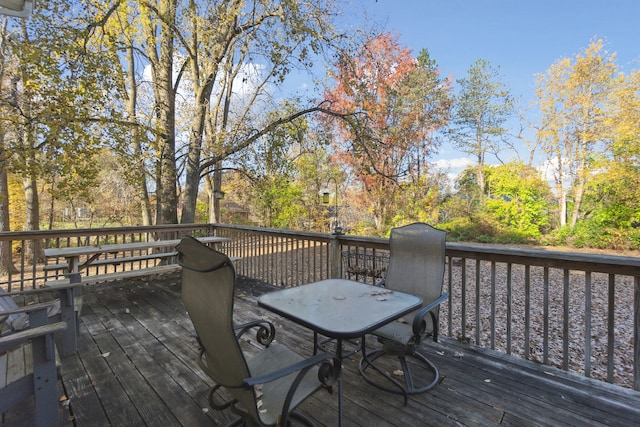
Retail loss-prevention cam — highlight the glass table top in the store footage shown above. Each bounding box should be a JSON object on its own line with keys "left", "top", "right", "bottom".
{"left": 257, "top": 279, "right": 423, "bottom": 339}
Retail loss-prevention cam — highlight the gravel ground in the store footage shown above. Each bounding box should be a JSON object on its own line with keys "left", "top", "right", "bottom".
{"left": 441, "top": 260, "right": 635, "bottom": 389}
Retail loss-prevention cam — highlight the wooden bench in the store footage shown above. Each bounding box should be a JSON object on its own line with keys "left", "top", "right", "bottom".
{"left": 43, "top": 251, "right": 179, "bottom": 272}
{"left": 45, "top": 257, "right": 239, "bottom": 287}
{"left": 1, "top": 301, "right": 67, "bottom": 427}
{"left": 1, "top": 284, "right": 82, "bottom": 356}
{"left": 43, "top": 236, "right": 235, "bottom": 287}
{"left": 45, "top": 264, "right": 182, "bottom": 287}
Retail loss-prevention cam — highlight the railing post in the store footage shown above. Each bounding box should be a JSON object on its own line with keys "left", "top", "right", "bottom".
{"left": 329, "top": 234, "right": 343, "bottom": 279}
{"left": 634, "top": 276, "right": 639, "bottom": 391}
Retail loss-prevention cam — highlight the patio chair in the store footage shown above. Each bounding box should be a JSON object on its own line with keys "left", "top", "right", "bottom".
{"left": 176, "top": 236, "right": 338, "bottom": 427}
{"left": 1, "top": 300, "right": 67, "bottom": 427}
{"left": 359, "top": 222, "right": 448, "bottom": 404}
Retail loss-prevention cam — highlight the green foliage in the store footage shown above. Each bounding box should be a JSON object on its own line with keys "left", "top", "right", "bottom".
{"left": 442, "top": 162, "right": 552, "bottom": 242}
{"left": 441, "top": 162, "right": 553, "bottom": 243}
{"left": 438, "top": 215, "right": 533, "bottom": 244}
{"left": 390, "top": 174, "right": 447, "bottom": 228}
{"left": 549, "top": 223, "right": 640, "bottom": 250}
{"left": 251, "top": 176, "right": 305, "bottom": 228}
{"left": 483, "top": 162, "right": 553, "bottom": 239}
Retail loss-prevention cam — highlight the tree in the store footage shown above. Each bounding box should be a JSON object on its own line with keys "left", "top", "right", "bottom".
{"left": 86, "top": 0, "right": 351, "bottom": 225}
{"left": 236, "top": 103, "right": 336, "bottom": 229}
{"left": 1, "top": 2, "right": 120, "bottom": 261}
{"left": 182, "top": 1, "right": 348, "bottom": 224}
{"left": 484, "top": 162, "right": 553, "bottom": 239}
{"left": 571, "top": 68, "right": 640, "bottom": 248}
{"left": 324, "top": 33, "right": 451, "bottom": 233}
{"left": 536, "top": 39, "right": 617, "bottom": 228}
{"left": 448, "top": 58, "right": 514, "bottom": 199}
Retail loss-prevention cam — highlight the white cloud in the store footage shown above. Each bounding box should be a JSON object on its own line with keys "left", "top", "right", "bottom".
{"left": 435, "top": 157, "right": 474, "bottom": 170}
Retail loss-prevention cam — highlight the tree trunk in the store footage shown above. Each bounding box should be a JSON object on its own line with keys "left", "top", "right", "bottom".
{"left": 0, "top": 154, "right": 17, "bottom": 274}
{"left": 148, "top": 0, "right": 178, "bottom": 225}
{"left": 23, "top": 173, "right": 43, "bottom": 263}
{"left": 180, "top": 83, "right": 212, "bottom": 224}
{"left": 570, "top": 182, "right": 585, "bottom": 229}
{"left": 125, "top": 45, "right": 152, "bottom": 226}
{"left": 206, "top": 174, "right": 215, "bottom": 223}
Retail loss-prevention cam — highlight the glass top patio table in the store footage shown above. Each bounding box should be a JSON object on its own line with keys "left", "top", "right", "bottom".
{"left": 258, "top": 278, "right": 423, "bottom": 340}
{"left": 258, "top": 279, "right": 422, "bottom": 426}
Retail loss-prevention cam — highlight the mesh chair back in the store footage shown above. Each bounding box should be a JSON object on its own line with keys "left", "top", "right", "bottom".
{"left": 385, "top": 223, "right": 446, "bottom": 324}
{"left": 176, "top": 236, "right": 259, "bottom": 421}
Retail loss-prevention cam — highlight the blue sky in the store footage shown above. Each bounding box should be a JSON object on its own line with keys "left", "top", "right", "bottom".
{"left": 342, "top": 0, "right": 640, "bottom": 174}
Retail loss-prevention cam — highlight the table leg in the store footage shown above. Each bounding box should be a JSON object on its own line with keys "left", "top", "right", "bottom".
{"left": 313, "top": 331, "right": 319, "bottom": 355}
{"left": 67, "top": 256, "right": 80, "bottom": 275}
{"left": 337, "top": 338, "right": 343, "bottom": 427}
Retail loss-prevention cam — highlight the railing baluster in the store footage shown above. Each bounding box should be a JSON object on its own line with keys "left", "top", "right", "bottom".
{"left": 506, "top": 262, "right": 512, "bottom": 355}
{"left": 634, "top": 276, "right": 639, "bottom": 391}
{"left": 476, "top": 259, "right": 481, "bottom": 346}
{"left": 608, "top": 273, "right": 615, "bottom": 383}
{"left": 563, "top": 269, "right": 570, "bottom": 370}
{"left": 461, "top": 258, "right": 467, "bottom": 342}
{"left": 585, "top": 271, "right": 592, "bottom": 378}
{"left": 447, "top": 256, "right": 453, "bottom": 338}
{"left": 525, "top": 266, "right": 532, "bottom": 356}
{"left": 543, "top": 266, "right": 550, "bottom": 364}
{"left": 491, "top": 260, "right": 496, "bottom": 350}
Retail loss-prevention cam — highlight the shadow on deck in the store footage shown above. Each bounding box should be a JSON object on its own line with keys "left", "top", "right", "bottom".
{"left": 3, "top": 273, "right": 640, "bottom": 426}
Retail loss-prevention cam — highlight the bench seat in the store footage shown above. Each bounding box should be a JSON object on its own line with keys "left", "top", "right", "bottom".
{"left": 45, "top": 264, "right": 182, "bottom": 287}
{"left": 44, "top": 256, "right": 239, "bottom": 287}
{"left": 43, "top": 251, "right": 179, "bottom": 272}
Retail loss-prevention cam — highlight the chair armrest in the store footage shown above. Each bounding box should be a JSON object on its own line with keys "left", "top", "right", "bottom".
{"left": 0, "top": 321, "right": 67, "bottom": 353}
{"left": 234, "top": 319, "right": 276, "bottom": 346}
{"left": 244, "top": 351, "right": 339, "bottom": 426}
{"left": 412, "top": 292, "right": 449, "bottom": 337}
{"left": 243, "top": 351, "right": 339, "bottom": 388}
{"left": 3, "top": 282, "right": 82, "bottom": 297}
{"left": 4, "top": 284, "right": 82, "bottom": 317}
{"left": 0, "top": 300, "right": 58, "bottom": 317}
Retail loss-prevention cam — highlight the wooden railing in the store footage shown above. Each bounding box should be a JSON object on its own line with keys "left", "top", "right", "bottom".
{"left": 0, "top": 224, "right": 214, "bottom": 291}
{"left": 0, "top": 223, "right": 638, "bottom": 392}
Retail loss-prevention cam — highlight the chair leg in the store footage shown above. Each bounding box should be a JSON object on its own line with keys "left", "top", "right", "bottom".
{"left": 32, "top": 334, "right": 60, "bottom": 427}
{"left": 359, "top": 346, "right": 440, "bottom": 405}
{"left": 226, "top": 412, "right": 315, "bottom": 427}
{"left": 359, "top": 348, "right": 409, "bottom": 405}
{"left": 225, "top": 417, "right": 244, "bottom": 427}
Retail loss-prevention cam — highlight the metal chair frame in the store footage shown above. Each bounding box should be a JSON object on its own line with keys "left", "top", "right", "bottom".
{"left": 176, "top": 236, "right": 338, "bottom": 427}
{"left": 358, "top": 223, "right": 448, "bottom": 405}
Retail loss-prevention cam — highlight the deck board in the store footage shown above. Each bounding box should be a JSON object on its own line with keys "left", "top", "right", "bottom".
{"left": 2, "top": 273, "right": 639, "bottom": 426}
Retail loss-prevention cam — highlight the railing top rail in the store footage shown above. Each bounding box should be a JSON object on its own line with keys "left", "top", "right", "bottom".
{"left": 0, "top": 224, "right": 213, "bottom": 241}
{"left": 336, "top": 234, "right": 389, "bottom": 249}
{"left": 446, "top": 242, "right": 640, "bottom": 275}
{"left": 216, "top": 224, "right": 335, "bottom": 243}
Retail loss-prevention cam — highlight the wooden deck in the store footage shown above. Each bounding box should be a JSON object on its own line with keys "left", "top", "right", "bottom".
{"left": 3, "top": 273, "right": 640, "bottom": 426}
